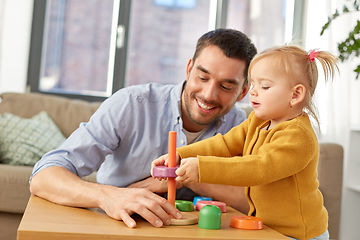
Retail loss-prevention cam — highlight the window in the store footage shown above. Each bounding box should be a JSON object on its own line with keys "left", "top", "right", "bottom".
{"left": 154, "top": 0, "right": 197, "bottom": 8}
{"left": 28, "top": 0, "right": 302, "bottom": 101}
{"left": 227, "top": 0, "right": 291, "bottom": 52}
{"left": 125, "top": 0, "right": 211, "bottom": 86}
{"left": 39, "top": 0, "right": 115, "bottom": 97}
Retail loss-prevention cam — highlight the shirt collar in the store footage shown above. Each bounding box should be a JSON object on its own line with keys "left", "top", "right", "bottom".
{"left": 170, "top": 81, "right": 185, "bottom": 127}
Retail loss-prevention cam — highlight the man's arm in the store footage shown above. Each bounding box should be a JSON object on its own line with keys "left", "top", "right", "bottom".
{"left": 127, "top": 176, "right": 249, "bottom": 214}
{"left": 30, "top": 166, "right": 182, "bottom": 228}
{"left": 128, "top": 176, "right": 183, "bottom": 194}
{"left": 185, "top": 183, "right": 249, "bottom": 214}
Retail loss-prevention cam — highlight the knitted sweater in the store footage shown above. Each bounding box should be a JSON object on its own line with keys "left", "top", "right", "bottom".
{"left": 177, "top": 112, "right": 328, "bottom": 240}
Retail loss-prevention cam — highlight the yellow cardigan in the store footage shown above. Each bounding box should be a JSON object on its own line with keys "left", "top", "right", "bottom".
{"left": 177, "top": 112, "right": 328, "bottom": 240}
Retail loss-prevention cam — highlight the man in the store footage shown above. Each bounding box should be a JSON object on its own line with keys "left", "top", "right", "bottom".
{"left": 30, "top": 28, "right": 257, "bottom": 228}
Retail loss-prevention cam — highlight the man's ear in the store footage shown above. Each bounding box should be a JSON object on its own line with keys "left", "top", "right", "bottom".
{"left": 186, "top": 58, "right": 194, "bottom": 80}
{"left": 291, "top": 84, "right": 306, "bottom": 106}
{"left": 237, "top": 83, "right": 250, "bottom": 101}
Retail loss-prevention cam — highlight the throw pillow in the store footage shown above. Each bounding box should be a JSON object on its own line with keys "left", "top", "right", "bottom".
{"left": 0, "top": 111, "right": 66, "bottom": 166}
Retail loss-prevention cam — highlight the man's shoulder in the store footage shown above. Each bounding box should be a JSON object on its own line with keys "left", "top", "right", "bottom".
{"left": 113, "top": 83, "right": 176, "bottom": 102}
{"left": 221, "top": 105, "right": 248, "bottom": 128}
{"left": 227, "top": 105, "right": 248, "bottom": 118}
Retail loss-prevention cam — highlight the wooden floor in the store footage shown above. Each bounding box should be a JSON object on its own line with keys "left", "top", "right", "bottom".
{"left": 0, "top": 212, "right": 23, "bottom": 240}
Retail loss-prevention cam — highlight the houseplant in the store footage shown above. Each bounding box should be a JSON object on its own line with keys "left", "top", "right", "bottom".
{"left": 320, "top": 0, "right": 360, "bottom": 78}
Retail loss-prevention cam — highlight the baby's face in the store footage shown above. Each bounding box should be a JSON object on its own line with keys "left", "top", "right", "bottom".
{"left": 249, "top": 57, "right": 296, "bottom": 126}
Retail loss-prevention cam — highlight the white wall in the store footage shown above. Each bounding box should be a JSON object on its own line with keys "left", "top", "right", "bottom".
{"left": 305, "top": 1, "right": 360, "bottom": 239}
{"left": 0, "top": 0, "right": 33, "bottom": 94}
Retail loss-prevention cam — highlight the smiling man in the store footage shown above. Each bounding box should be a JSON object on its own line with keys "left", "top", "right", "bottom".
{"left": 182, "top": 45, "right": 248, "bottom": 132}
{"left": 30, "top": 29, "right": 257, "bottom": 229}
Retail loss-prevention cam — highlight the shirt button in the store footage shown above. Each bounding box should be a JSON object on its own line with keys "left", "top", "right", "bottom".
{"left": 181, "top": 140, "right": 185, "bottom": 145}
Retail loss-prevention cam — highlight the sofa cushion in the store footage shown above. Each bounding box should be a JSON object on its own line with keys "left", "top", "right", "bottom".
{"left": 0, "top": 111, "right": 66, "bottom": 165}
{"left": 0, "top": 92, "right": 102, "bottom": 137}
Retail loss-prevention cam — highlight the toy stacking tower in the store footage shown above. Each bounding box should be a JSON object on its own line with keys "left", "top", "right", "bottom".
{"left": 167, "top": 131, "right": 176, "bottom": 207}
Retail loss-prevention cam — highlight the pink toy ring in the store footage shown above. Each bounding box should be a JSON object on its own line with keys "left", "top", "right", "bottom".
{"left": 195, "top": 201, "right": 227, "bottom": 213}
{"left": 152, "top": 165, "right": 180, "bottom": 178}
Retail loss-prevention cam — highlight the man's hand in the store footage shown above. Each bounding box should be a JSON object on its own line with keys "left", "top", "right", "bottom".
{"left": 175, "top": 157, "right": 199, "bottom": 185}
{"left": 99, "top": 186, "right": 182, "bottom": 228}
{"left": 128, "top": 176, "right": 183, "bottom": 194}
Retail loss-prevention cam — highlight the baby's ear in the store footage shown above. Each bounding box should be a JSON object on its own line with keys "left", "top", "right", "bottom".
{"left": 291, "top": 84, "right": 306, "bottom": 106}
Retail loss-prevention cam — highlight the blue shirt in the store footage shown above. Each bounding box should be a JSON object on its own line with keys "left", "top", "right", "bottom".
{"left": 31, "top": 81, "right": 247, "bottom": 188}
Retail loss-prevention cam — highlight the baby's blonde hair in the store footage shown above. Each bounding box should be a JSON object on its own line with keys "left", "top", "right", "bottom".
{"left": 248, "top": 45, "right": 339, "bottom": 127}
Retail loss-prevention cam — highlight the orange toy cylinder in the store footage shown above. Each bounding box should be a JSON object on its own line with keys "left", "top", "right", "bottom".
{"left": 168, "top": 131, "right": 177, "bottom": 206}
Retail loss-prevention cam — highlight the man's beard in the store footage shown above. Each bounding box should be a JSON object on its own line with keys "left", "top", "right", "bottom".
{"left": 183, "top": 87, "right": 223, "bottom": 127}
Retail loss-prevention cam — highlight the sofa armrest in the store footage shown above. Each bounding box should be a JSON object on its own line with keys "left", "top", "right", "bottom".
{"left": 318, "top": 143, "right": 343, "bottom": 240}
{"left": 0, "top": 163, "right": 98, "bottom": 214}
{"left": 0, "top": 164, "right": 32, "bottom": 213}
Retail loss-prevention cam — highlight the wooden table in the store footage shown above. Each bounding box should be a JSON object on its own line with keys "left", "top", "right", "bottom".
{"left": 17, "top": 195, "right": 288, "bottom": 240}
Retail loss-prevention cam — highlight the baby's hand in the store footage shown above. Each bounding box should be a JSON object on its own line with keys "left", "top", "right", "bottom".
{"left": 175, "top": 157, "right": 199, "bottom": 185}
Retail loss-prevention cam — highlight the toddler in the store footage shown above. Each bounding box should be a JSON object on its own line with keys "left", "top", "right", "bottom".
{"left": 152, "top": 45, "right": 338, "bottom": 240}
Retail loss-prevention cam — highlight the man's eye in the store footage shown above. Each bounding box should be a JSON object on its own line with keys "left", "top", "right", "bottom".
{"left": 199, "top": 76, "right": 208, "bottom": 81}
{"left": 221, "top": 85, "right": 232, "bottom": 90}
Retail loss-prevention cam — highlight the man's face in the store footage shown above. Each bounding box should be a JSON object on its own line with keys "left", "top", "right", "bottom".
{"left": 181, "top": 45, "right": 248, "bottom": 132}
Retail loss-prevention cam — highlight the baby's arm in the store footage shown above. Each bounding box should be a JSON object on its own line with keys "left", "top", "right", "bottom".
{"left": 175, "top": 157, "right": 199, "bottom": 184}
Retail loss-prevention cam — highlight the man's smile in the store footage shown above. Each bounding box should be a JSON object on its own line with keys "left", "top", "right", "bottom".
{"left": 196, "top": 99, "right": 216, "bottom": 111}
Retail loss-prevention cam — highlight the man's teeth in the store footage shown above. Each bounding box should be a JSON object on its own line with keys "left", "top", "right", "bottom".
{"left": 198, "top": 100, "right": 213, "bottom": 110}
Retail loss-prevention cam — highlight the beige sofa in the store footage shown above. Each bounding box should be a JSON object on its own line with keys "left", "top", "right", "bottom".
{"left": 0, "top": 92, "right": 100, "bottom": 240}
{"left": 0, "top": 92, "right": 344, "bottom": 240}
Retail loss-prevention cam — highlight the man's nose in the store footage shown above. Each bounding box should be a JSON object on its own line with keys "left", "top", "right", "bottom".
{"left": 203, "top": 81, "right": 218, "bottom": 100}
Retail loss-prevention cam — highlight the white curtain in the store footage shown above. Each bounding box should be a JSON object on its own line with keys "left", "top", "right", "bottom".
{"left": 305, "top": 0, "right": 360, "bottom": 147}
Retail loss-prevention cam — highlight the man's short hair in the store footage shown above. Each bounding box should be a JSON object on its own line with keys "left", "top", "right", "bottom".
{"left": 192, "top": 28, "right": 257, "bottom": 83}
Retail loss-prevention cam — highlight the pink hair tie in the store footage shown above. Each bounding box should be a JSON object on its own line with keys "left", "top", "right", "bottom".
{"left": 309, "top": 49, "right": 319, "bottom": 62}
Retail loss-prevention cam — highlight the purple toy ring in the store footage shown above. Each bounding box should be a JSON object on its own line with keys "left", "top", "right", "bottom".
{"left": 152, "top": 165, "right": 180, "bottom": 178}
